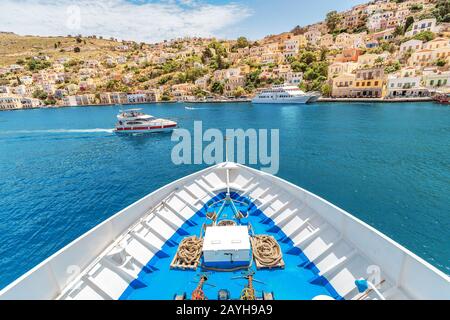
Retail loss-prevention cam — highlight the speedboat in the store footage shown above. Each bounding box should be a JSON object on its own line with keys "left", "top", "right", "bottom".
{"left": 114, "top": 109, "right": 177, "bottom": 134}
{"left": 252, "top": 84, "right": 321, "bottom": 104}
{"left": 0, "top": 162, "right": 449, "bottom": 300}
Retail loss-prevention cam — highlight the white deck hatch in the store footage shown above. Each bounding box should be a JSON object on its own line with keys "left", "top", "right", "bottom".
{"left": 203, "top": 226, "right": 251, "bottom": 268}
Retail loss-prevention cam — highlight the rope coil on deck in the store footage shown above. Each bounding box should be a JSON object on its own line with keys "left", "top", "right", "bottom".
{"left": 217, "top": 220, "right": 237, "bottom": 227}
{"left": 170, "top": 236, "right": 203, "bottom": 270}
{"left": 250, "top": 235, "right": 284, "bottom": 269}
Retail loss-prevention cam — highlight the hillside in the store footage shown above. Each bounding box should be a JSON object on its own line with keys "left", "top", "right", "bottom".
{"left": 0, "top": 0, "right": 449, "bottom": 108}
{"left": 0, "top": 32, "right": 126, "bottom": 65}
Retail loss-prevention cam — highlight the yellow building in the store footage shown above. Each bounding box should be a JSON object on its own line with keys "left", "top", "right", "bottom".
{"left": 331, "top": 73, "right": 356, "bottom": 98}
{"left": 351, "top": 67, "right": 386, "bottom": 98}
{"left": 409, "top": 48, "right": 450, "bottom": 67}
{"left": 423, "top": 38, "right": 450, "bottom": 50}
{"left": 328, "top": 62, "right": 358, "bottom": 79}
{"left": 319, "top": 34, "right": 335, "bottom": 48}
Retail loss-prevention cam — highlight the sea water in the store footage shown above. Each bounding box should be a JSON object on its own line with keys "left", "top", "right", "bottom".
{"left": 0, "top": 102, "right": 448, "bottom": 289}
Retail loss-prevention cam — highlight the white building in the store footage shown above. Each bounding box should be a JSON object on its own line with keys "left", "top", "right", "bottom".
{"left": 126, "top": 94, "right": 147, "bottom": 104}
{"left": 20, "top": 97, "right": 42, "bottom": 109}
{"left": 0, "top": 85, "right": 11, "bottom": 94}
{"left": 14, "top": 85, "right": 33, "bottom": 97}
{"left": 399, "top": 39, "right": 423, "bottom": 54}
{"left": 328, "top": 62, "right": 359, "bottom": 78}
{"left": 367, "top": 12, "right": 384, "bottom": 31}
{"left": 8, "top": 64, "right": 24, "bottom": 72}
{"left": 195, "top": 75, "right": 210, "bottom": 90}
{"left": 386, "top": 75, "right": 428, "bottom": 98}
{"left": 63, "top": 94, "right": 95, "bottom": 106}
{"left": 287, "top": 72, "right": 303, "bottom": 85}
{"left": 284, "top": 39, "right": 301, "bottom": 58}
{"left": 63, "top": 96, "right": 78, "bottom": 107}
{"left": 405, "top": 18, "right": 439, "bottom": 37}
{"left": 19, "top": 76, "right": 33, "bottom": 85}
{"left": 423, "top": 70, "right": 450, "bottom": 92}
{"left": 304, "top": 30, "right": 322, "bottom": 46}
{"left": 0, "top": 95, "right": 23, "bottom": 110}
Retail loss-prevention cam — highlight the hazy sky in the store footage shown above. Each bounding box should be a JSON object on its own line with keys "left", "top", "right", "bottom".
{"left": 0, "top": 0, "right": 367, "bottom": 43}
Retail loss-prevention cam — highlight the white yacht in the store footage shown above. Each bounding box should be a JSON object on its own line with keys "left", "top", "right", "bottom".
{"left": 252, "top": 85, "right": 321, "bottom": 104}
{"left": 115, "top": 109, "right": 177, "bottom": 134}
{"left": 0, "top": 162, "right": 449, "bottom": 300}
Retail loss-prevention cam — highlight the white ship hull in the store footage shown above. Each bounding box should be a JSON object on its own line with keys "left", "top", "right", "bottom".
{"left": 114, "top": 124, "right": 177, "bottom": 134}
{"left": 114, "top": 109, "right": 177, "bottom": 134}
{"left": 1, "top": 162, "right": 449, "bottom": 300}
{"left": 252, "top": 96, "right": 311, "bottom": 104}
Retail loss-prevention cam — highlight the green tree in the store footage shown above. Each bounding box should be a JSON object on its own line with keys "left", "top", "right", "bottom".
{"left": 404, "top": 16, "right": 414, "bottom": 33}
{"left": 320, "top": 48, "right": 328, "bottom": 61}
{"left": 137, "top": 75, "right": 149, "bottom": 83}
{"left": 436, "top": 59, "right": 447, "bottom": 67}
{"left": 236, "top": 37, "right": 250, "bottom": 49}
{"left": 432, "top": 0, "right": 450, "bottom": 22}
{"left": 291, "top": 61, "right": 308, "bottom": 73}
{"left": 211, "top": 81, "right": 224, "bottom": 94}
{"left": 321, "top": 83, "right": 332, "bottom": 97}
{"left": 300, "top": 51, "right": 317, "bottom": 65}
{"left": 27, "top": 60, "right": 51, "bottom": 71}
{"left": 245, "top": 70, "right": 262, "bottom": 91}
{"left": 304, "top": 69, "right": 319, "bottom": 81}
{"left": 161, "top": 91, "right": 171, "bottom": 101}
{"left": 410, "top": 4, "right": 423, "bottom": 12}
{"left": 233, "top": 86, "right": 246, "bottom": 98}
{"left": 413, "top": 31, "right": 435, "bottom": 42}
{"left": 44, "top": 98, "right": 56, "bottom": 106}
{"left": 158, "top": 75, "right": 172, "bottom": 85}
{"left": 202, "top": 48, "right": 214, "bottom": 63}
{"left": 374, "top": 57, "right": 385, "bottom": 66}
{"left": 393, "top": 25, "right": 404, "bottom": 37}
{"left": 385, "top": 61, "right": 401, "bottom": 73}
{"left": 326, "top": 11, "right": 340, "bottom": 33}
{"left": 106, "top": 80, "right": 121, "bottom": 91}
{"left": 33, "top": 89, "right": 48, "bottom": 100}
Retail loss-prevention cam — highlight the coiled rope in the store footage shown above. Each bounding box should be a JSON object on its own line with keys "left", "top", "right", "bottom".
{"left": 217, "top": 220, "right": 237, "bottom": 227}
{"left": 250, "top": 235, "right": 283, "bottom": 268}
{"left": 174, "top": 236, "right": 203, "bottom": 266}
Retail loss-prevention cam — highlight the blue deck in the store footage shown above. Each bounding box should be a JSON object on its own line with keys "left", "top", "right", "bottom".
{"left": 120, "top": 193, "right": 342, "bottom": 300}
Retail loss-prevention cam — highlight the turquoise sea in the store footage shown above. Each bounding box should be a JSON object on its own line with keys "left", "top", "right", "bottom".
{"left": 0, "top": 102, "right": 449, "bottom": 289}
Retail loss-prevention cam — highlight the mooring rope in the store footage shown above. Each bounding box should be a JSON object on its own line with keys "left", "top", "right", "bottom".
{"left": 174, "top": 236, "right": 203, "bottom": 265}
{"left": 251, "top": 235, "right": 283, "bottom": 267}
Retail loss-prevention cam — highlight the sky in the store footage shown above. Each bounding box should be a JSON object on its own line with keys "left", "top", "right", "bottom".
{"left": 0, "top": 0, "right": 368, "bottom": 43}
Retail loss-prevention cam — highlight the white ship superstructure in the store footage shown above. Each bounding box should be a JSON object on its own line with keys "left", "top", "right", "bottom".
{"left": 252, "top": 85, "right": 321, "bottom": 104}
{"left": 115, "top": 109, "right": 177, "bottom": 134}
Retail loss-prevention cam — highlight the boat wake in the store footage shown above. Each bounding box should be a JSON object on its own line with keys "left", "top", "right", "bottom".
{"left": 0, "top": 128, "right": 115, "bottom": 135}
{"left": 185, "top": 106, "right": 212, "bottom": 111}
